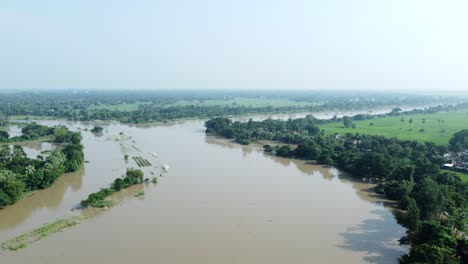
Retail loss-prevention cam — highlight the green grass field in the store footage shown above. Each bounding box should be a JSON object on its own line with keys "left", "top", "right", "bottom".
{"left": 320, "top": 110, "right": 468, "bottom": 146}
{"left": 89, "top": 102, "right": 148, "bottom": 112}
{"left": 452, "top": 171, "right": 468, "bottom": 183}
{"left": 169, "top": 98, "right": 320, "bottom": 108}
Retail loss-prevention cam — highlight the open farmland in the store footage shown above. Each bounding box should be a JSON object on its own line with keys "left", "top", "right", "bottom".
{"left": 320, "top": 110, "right": 468, "bottom": 146}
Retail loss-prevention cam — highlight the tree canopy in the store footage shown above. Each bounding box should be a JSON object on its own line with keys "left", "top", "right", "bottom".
{"left": 449, "top": 129, "right": 468, "bottom": 152}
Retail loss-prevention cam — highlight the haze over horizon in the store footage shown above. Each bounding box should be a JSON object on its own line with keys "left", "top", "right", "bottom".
{"left": 1, "top": 0, "right": 467, "bottom": 92}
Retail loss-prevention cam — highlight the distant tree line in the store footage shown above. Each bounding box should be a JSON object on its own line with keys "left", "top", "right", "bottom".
{"left": 0, "top": 124, "right": 84, "bottom": 207}
{"left": 0, "top": 91, "right": 464, "bottom": 124}
{"left": 205, "top": 116, "right": 468, "bottom": 263}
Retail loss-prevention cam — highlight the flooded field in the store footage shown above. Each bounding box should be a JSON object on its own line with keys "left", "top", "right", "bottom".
{"left": 0, "top": 114, "right": 407, "bottom": 263}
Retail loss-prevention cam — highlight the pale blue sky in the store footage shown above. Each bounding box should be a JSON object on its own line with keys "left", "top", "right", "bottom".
{"left": 0, "top": 0, "right": 467, "bottom": 92}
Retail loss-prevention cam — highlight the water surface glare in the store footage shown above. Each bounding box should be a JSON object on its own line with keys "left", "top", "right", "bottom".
{"left": 0, "top": 118, "right": 407, "bottom": 263}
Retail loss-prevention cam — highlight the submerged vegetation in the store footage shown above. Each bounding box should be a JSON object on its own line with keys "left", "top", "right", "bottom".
{"left": 80, "top": 168, "right": 145, "bottom": 208}
{"left": 132, "top": 156, "right": 152, "bottom": 167}
{"left": 205, "top": 115, "right": 468, "bottom": 263}
{"left": 0, "top": 216, "right": 84, "bottom": 251}
{"left": 1, "top": 168, "right": 150, "bottom": 251}
{"left": 0, "top": 123, "right": 84, "bottom": 207}
{"left": 90, "top": 126, "right": 104, "bottom": 133}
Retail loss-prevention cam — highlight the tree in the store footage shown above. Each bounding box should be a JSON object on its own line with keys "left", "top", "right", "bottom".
{"left": 91, "top": 126, "right": 103, "bottom": 133}
{"left": 0, "top": 145, "right": 11, "bottom": 163}
{"left": 125, "top": 168, "right": 144, "bottom": 184}
{"left": 0, "top": 170, "right": 25, "bottom": 207}
{"left": 0, "top": 113, "right": 8, "bottom": 127}
{"left": 12, "top": 145, "right": 26, "bottom": 159}
{"left": 112, "top": 178, "right": 125, "bottom": 191}
{"left": 263, "top": 144, "right": 274, "bottom": 153}
{"left": 0, "top": 130, "right": 9, "bottom": 142}
{"left": 383, "top": 179, "right": 414, "bottom": 201}
{"left": 392, "top": 107, "right": 403, "bottom": 114}
{"left": 449, "top": 129, "right": 468, "bottom": 152}
{"left": 400, "top": 221, "right": 458, "bottom": 264}
{"left": 294, "top": 140, "right": 321, "bottom": 160}
{"left": 397, "top": 197, "right": 420, "bottom": 230}
{"left": 275, "top": 145, "right": 294, "bottom": 157}
{"left": 412, "top": 178, "right": 446, "bottom": 220}
{"left": 70, "top": 132, "right": 82, "bottom": 144}
{"left": 61, "top": 144, "right": 84, "bottom": 172}
{"left": 343, "top": 116, "right": 353, "bottom": 128}
{"left": 409, "top": 118, "right": 414, "bottom": 125}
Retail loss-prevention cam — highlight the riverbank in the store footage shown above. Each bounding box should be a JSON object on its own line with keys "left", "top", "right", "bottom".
{"left": 0, "top": 118, "right": 407, "bottom": 264}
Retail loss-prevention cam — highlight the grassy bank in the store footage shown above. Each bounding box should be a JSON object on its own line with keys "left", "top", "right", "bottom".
{"left": 0, "top": 216, "right": 85, "bottom": 251}
{"left": 10, "top": 115, "right": 57, "bottom": 121}
{"left": 319, "top": 110, "right": 468, "bottom": 145}
{"left": 0, "top": 135, "right": 53, "bottom": 146}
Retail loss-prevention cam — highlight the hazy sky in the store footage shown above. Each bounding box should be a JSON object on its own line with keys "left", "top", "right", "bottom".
{"left": 1, "top": 0, "right": 467, "bottom": 92}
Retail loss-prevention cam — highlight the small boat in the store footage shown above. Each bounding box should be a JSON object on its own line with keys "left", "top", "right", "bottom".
{"left": 161, "top": 165, "right": 169, "bottom": 171}
{"left": 151, "top": 152, "right": 158, "bottom": 158}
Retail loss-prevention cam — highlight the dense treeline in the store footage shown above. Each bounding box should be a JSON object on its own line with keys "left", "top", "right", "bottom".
{"left": 80, "top": 168, "right": 144, "bottom": 208}
{"left": 0, "top": 91, "right": 463, "bottom": 123}
{"left": 205, "top": 116, "right": 468, "bottom": 263}
{"left": 0, "top": 124, "right": 84, "bottom": 207}
{"left": 450, "top": 129, "right": 468, "bottom": 152}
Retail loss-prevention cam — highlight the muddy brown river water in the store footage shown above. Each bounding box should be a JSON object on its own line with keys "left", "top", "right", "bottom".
{"left": 0, "top": 112, "right": 408, "bottom": 263}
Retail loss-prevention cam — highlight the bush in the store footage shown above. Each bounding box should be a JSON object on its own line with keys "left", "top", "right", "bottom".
{"left": 91, "top": 126, "right": 103, "bottom": 133}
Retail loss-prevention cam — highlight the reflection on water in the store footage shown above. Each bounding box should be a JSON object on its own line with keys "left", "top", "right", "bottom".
{"left": 204, "top": 136, "right": 398, "bottom": 205}
{"left": 0, "top": 166, "right": 85, "bottom": 232}
{"left": 339, "top": 209, "right": 408, "bottom": 264}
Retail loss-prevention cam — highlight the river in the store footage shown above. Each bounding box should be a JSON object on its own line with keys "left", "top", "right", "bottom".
{"left": 0, "top": 111, "right": 408, "bottom": 263}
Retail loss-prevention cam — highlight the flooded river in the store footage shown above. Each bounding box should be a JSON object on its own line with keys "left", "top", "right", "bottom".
{"left": 0, "top": 113, "right": 407, "bottom": 263}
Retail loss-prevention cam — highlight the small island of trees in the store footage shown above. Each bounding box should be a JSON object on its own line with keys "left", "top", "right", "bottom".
{"left": 90, "top": 126, "right": 104, "bottom": 133}
{"left": 80, "top": 168, "right": 144, "bottom": 208}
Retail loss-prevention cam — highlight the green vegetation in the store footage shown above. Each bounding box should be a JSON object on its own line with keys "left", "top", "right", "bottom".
{"left": 90, "top": 126, "right": 104, "bottom": 133}
{"left": 134, "top": 191, "right": 145, "bottom": 197}
{"left": 205, "top": 116, "right": 468, "bottom": 263}
{"left": 0, "top": 216, "right": 84, "bottom": 251}
{"left": 320, "top": 110, "right": 468, "bottom": 146}
{"left": 80, "top": 168, "right": 144, "bottom": 208}
{"left": 0, "top": 123, "right": 84, "bottom": 207}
